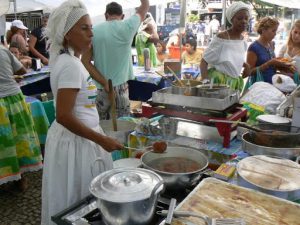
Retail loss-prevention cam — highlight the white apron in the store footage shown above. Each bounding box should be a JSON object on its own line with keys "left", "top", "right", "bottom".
{"left": 41, "top": 121, "right": 113, "bottom": 225}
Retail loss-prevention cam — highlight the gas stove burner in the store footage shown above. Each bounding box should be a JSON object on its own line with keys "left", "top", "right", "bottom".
{"left": 52, "top": 174, "right": 212, "bottom": 224}
{"left": 52, "top": 195, "right": 170, "bottom": 225}
{"left": 83, "top": 208, "right": 102, "bottom": 224}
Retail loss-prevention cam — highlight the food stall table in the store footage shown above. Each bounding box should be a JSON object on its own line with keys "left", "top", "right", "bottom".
{"left": 129, "top": 66, "right": 172, "bottom": 101}
{"left": 19, "top": 67, "right": 51, "bottom": 96}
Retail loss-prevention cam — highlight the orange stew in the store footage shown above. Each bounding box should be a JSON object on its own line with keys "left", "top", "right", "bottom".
{"left": 147, "top": 157, "right": 201, "bottom": 173}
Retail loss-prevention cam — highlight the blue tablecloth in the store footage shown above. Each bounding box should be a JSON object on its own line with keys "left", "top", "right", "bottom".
{"left": 129, "top": 66, "right": 173, "bottom": 101}
{"left": 25, "top": 96, "right": 50, "bottom": 144}
{"left": 133, "top": 66, "right": 163, "bottom": 85}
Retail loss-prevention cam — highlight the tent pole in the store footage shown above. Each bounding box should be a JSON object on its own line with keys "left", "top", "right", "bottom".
{"left": 221, "top": 0, "right": 226, "bottom": 30}
{"left": 12, "top": 0, "right": 17, "bottom": 19}
{"left": 179, "top": 0, "right": 186, "bottom": 65}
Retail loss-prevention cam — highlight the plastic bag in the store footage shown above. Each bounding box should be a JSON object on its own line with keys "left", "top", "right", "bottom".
{"left": 243, "top": 68, "right": 264, "bottom": 93}
{"left": 240, "top": 82, "right": 287, "bottom": 114}
{"left": 294, "top": 72, "right": 300, "bottom": 85}
{"left": 242, "top": 102, "right": 265, "bottom": 125}
{"left": 272, "top": 74, "right": 297, "bottom": 93}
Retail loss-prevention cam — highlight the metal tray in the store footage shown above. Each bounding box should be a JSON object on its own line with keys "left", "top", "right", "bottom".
{"left": 152, "top": 87, "right": 239, "bottom": 111}
{"left": 160, "top": 177, "right": 300, "bottom": 225}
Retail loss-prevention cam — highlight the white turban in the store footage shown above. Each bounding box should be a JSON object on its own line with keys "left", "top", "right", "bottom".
{"left": 226, "top": 1, "right": 251, "bottom": 24}
{"left": 45, "top": 0, "right": 88, "bottom": 65}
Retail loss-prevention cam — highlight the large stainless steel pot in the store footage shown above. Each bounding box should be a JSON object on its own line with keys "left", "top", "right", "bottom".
{"left": 242, "top": 132, "right": 300, "bottom": 160}
{"left": 141, "top": 147, "right": 208, "bottom": 190}
{"left": 89, "top": 168, "right": 164, "bottom": 225}
{"left": 236, "top": 155, "right": 300, "bottom": 201}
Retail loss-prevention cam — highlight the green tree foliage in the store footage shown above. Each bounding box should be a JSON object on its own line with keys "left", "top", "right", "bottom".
{"left": 188, "top": 13, "right": 199, "bottom": 22}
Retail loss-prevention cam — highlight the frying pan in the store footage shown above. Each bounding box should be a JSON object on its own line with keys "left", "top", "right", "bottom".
{"left": 209, "top": 119, "right": 300, "bottom": 148}
{"left": 248, "top": 123, "right": 300, "bottom": 148}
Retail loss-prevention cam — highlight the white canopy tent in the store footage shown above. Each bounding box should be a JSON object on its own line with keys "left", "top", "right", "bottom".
{"left": 36, "top": 0, "right": 173, "bottom": 17}
{"left": 259, "top": 0, "right": 300, "bottom": 9}
{"left": 1, "top": 0, "right": 52, "bottom": 15}
{"left": 1, "top": 0, "right": 174, "bottom": 17}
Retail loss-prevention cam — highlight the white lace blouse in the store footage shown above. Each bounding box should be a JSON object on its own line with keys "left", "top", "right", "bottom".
{"left": 203, "top": 36, "right": 247, "bottom": 78}
{"left": 278, "top": 44, "right": 300, "bottom": 74}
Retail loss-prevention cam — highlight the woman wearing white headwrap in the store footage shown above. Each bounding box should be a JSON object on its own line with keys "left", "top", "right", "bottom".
{"left": 199, "top": 1, "right": 251, "bottom": 91}
{"left": 41, "top": 1, "right": 123, "bottom": 224}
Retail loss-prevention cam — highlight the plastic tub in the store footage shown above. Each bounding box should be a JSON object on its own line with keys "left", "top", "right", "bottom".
{"left": 168, "top": 46, "right": 185, "bottom": 59}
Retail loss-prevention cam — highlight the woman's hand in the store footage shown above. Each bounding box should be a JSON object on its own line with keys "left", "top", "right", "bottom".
{"left": 97, "top": 136, "right": 124, "bottom": 152}
{"left": 103, "top": 81, "right": 110, "bottom": 93}
{"left": 270, "top": 58, "right": 296, "bottom": 74}
{"left": 242, "top": 62, "right": 251, "bottom": 78}
{"left": 41, "top": 57, "right": 49, "bottom": 66}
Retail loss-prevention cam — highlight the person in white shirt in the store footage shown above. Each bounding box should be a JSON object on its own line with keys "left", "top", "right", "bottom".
{"left": 199, "top": 1, "right": 251, "bottom": 91}
{"left": 278, "top": 19, "right": 300, "bottom": 79}
{"left": 41, "top": 1, "right": 123, "bottom": 224}
{"left": 209, "top": 15, "right": 220, "bottom": 38}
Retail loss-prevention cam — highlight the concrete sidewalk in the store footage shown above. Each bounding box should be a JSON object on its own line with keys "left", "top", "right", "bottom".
{"left": 0, "top": 171, "right": 42, "bottom": 225}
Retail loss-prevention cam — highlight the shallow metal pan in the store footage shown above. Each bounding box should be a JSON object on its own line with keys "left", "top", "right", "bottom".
{"left": 242, "top": 132, "right": 300, "bottom": 160}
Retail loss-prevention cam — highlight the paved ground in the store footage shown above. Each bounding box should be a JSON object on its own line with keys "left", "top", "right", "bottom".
{"left": 0, "top": 170, "right": 42, "bottom": 225}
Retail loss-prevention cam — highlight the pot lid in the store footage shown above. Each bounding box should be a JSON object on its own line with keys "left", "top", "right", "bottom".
{"left": 257, "top": 115, "right": 291, "bottom": 124}
{"left": 90, "top": 168, "right": 163, "bottom": 203}
{"left": 237, "top": 155, "right": 300, "bottom": 191}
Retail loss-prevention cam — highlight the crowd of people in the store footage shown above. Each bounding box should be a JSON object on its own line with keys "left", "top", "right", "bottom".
{"left": 0, "top": 0, "right": 300, "bottom": 224}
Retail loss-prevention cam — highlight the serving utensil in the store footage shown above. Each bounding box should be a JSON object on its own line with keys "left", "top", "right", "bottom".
{"left": 209, "top": 119, "right": 262, "bottom": 132}
{"left": 164, "top": 198, "right": 177, "bottom": 225}
{"left": 108, "top": 79, "right": 117, "bottom": 131}
{"left": 167, "top": 66, "right": 185, "bottom": 87}
{"left": 124, "top": 141, "right": 167, "bottom": 153}
{"left": 157, "top": 210, "right": 246, "bottom": 225}
{"left": 155, "top": 71, "right": 173, "bottom": 80}
{"left": 123, "top": 146, "right": 153, "bottom": 151}
{"left": 210, "top": 119, "right": 300, "bottom": 148}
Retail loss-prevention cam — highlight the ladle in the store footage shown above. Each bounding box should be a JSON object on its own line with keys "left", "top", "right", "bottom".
{"left": 124, "top": 141, "right": 168, "bottom": 153}
{"left": 167, "top": 66, "right": 185, "bottom": 87}
{"left": 209, "top": 119, "right": 298, "bottom": 147}
{"left": 209, "top": 119, "right": 262, "bottom": 132}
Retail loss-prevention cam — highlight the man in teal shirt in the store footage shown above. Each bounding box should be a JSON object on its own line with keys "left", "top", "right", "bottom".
{"left": 82, "top": 1, "right": 149, "bottom": 120}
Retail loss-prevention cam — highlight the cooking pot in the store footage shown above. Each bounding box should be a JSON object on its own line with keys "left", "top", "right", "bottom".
{"left": 237, "top": 155, "right": 300, "bottom": 200}
{"left": 172, "top": 79, "right": 202, "bottom": 88}
{"left": 242, "top": 132, "right": 300, "bottom": 160}
{"left": 247, "top": 123, "right": 300, "bottom": 148}
{"left": 141, "top": 147, "right": 208, "bottom": 191}
{"left": 89, "top": 167, "right": 164, "bottom": 225}
{"left": 100, "top": 120, "right": 136, "bottom": 144}
{"left": 196, "top": 84, "right": 232, "bottom": 97}
{"left": 256, "top": 115, "right": 291, "bottom": 126}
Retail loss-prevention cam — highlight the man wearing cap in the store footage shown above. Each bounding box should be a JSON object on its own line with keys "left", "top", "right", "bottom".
{"left": 82, "top": 0, "right": 149, "bottom": 120}
{"left": 7, "top": 20, "right": 28, "bottom": 55}
{"left": 28, "top": 13, "right": 49, "bottom": 65}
